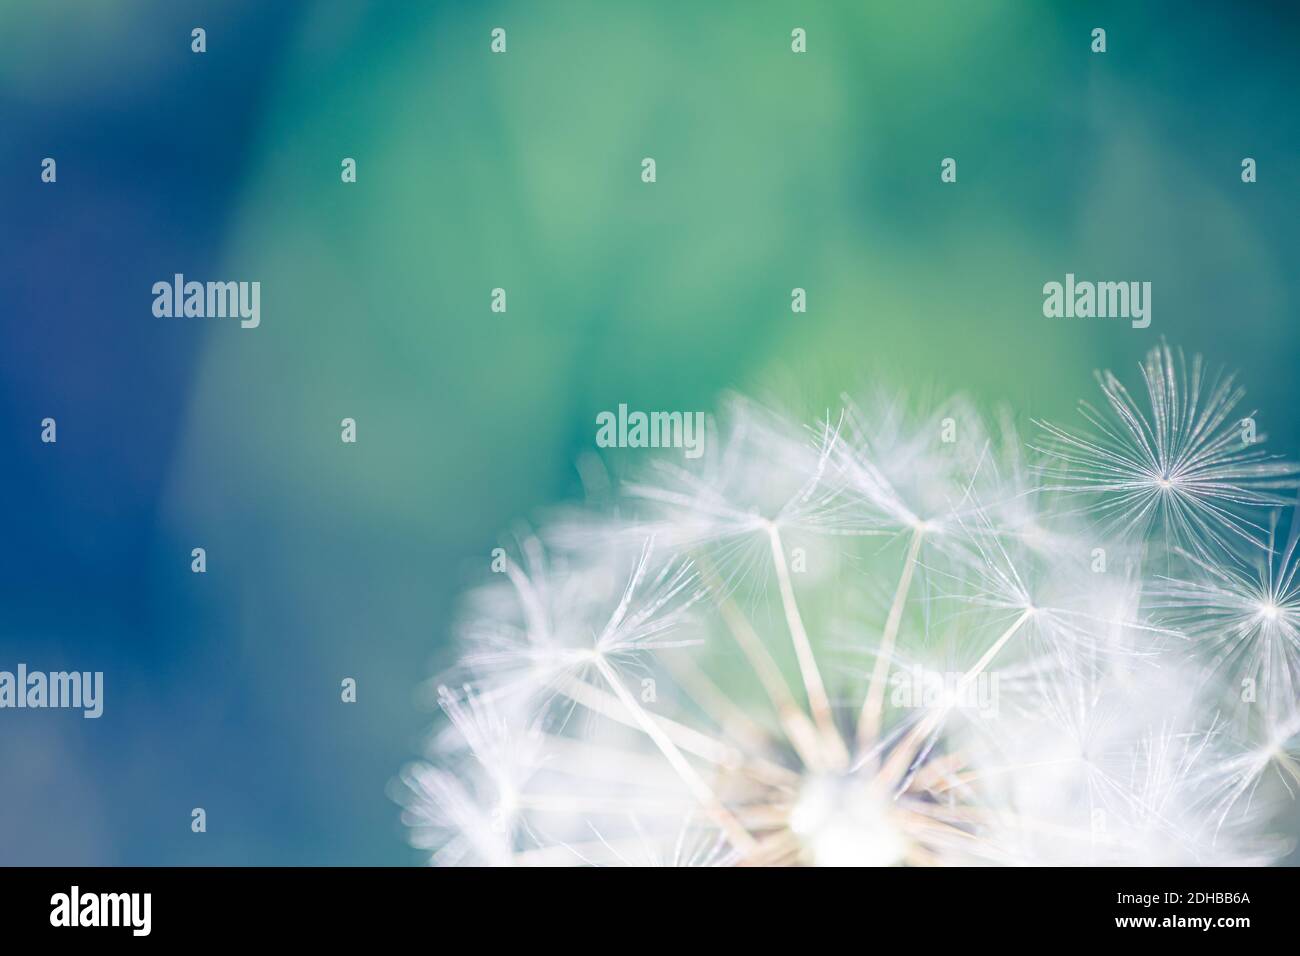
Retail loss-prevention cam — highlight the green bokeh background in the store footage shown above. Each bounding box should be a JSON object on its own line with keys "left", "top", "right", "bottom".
{"left": 4, "top": 1, "right": 1296, "bottom": 863}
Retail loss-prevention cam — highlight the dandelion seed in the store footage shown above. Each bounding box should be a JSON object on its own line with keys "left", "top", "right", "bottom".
{"left": 1152, "top": 510, "right": 1300, "bottom": 721}
{"left": 1034, "top": 342, "right": 1298, "bottom": 558}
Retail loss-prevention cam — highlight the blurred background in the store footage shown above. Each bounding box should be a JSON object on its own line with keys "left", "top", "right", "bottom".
{"left": 0, "top": 0, "right": 1297, "bottom": 864}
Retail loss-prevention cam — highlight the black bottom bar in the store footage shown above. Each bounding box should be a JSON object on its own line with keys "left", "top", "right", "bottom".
{"left": 0, "top": 866, "right": 1286, "bottom": 942}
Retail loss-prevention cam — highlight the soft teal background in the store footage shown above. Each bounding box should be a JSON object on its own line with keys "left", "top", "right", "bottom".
{"left": 1, "top": 1, "right": 1296, "bottom": 863}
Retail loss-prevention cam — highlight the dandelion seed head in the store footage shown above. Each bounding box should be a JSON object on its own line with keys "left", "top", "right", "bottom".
{"left": 402, "top": 350, "right": 1300, "bottom": 867}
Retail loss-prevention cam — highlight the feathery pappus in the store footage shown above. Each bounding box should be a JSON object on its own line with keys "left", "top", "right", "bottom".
{"left": 397, "top": 343, "right": 1300, "bottom": 866}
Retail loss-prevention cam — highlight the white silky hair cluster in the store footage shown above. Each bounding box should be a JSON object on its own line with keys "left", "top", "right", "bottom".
{"left": 398, "top": 343, "right": 1300, "bottom": 866}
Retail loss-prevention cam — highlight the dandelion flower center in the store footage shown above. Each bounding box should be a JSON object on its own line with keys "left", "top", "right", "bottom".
{"left": 789, "top": 775, "right": 907, "bottom": 867}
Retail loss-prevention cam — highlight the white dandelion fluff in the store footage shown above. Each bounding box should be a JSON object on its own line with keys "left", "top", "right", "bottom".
{"left": 1152, "top": 512, "right": 1300, "bottom": 722}
{"left": 1033, "top": 341, "right": 1298, "bottom": 557}
{"left": 401, "top": 345, "right": 1299, "bottom": 866}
